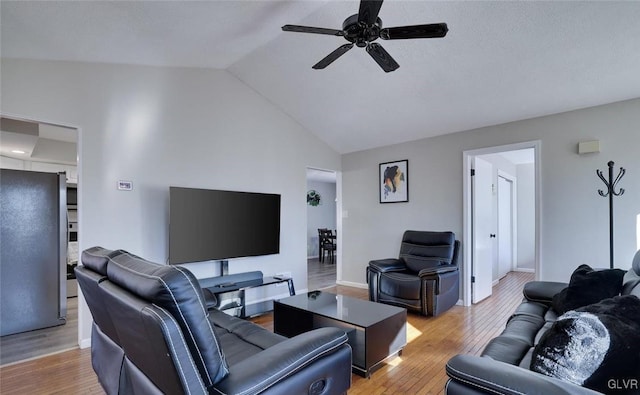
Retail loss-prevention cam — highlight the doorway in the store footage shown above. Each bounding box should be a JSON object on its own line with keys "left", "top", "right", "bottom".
{"left": 306, "top": 168, "right": 338, "bottom": 290}
{"left": 0, "top": 116, "right": 79, "bottom": 365}
{"left": 463, "top": 141, "right": 539, "bottom": 306}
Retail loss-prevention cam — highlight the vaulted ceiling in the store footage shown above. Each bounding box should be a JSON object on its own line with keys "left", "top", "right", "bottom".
{"left": 2, "top": 1, "right": 640, "bottom": 154}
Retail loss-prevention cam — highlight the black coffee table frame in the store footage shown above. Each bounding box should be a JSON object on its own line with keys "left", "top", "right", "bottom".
{"left": 274, "top": 291, "right": 406, "bottom": 378}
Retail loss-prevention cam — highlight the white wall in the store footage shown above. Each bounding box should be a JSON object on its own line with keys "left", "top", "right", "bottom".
{"left": 306, "top": 180, "right": 336, "bottom": 258}
{"left": 1, "top": 58, "right": 341, "bottom": 347}
{"left": 517, "top": 163, "right": 536, "bottom": 270}
{"left": 478, "top": 153, "right": 517, "bottom": 281}
{"left": 341, "top": 99, "right": 640, "bottom": 287}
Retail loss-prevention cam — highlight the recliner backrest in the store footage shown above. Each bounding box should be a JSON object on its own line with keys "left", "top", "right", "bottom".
{"left": 98, "top": 280, "right": 204, "bottom": 394}
{"left": 77, "top": 247, "right": 126, "bottom": 343}
{"left": 400, "top": 231, "right": 458, "bottom": 273}
{"left": 106, "top": 252, "right": 229, "bottom": 387}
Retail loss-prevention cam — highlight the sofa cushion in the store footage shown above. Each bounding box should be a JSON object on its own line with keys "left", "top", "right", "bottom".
{"left": 379, "top": 272, "right": 421, "bottom": 300}
{"left": 551, "top": 264, "right": 625, "bottom": 315}
{"left": 481, "top": 336, "right": 533, "bottom": 365}
{"left": 531, "top": 295, "right": 640, "bottom": 394}
{"left": 209, "top": 309, "right": 285, "bottom": 366}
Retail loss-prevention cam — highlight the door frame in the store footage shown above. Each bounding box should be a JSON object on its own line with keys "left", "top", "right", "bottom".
{"left": 462, "top": 140, "right": 541, "bottom": 306}
{"left": 305, "top": 167, "right": 342, "bottom": 285}
{"left": 1, "top": 112, "right": 83, "bottom": 346}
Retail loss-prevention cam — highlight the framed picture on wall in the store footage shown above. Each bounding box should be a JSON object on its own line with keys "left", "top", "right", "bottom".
{"left": 379, "top": 159, "right": 408, "bottom": 203}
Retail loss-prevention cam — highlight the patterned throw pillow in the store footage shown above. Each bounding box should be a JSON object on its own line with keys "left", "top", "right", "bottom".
{"left": 531, "top": 295, "right": 640, "bottom": 394}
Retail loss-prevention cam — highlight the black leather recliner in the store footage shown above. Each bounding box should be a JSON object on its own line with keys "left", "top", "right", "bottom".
{"left": 367, "top": 231, "right": 460, "bottom": 316}
{"left": 76, "top": 246, "right": 352, "bottom": 395}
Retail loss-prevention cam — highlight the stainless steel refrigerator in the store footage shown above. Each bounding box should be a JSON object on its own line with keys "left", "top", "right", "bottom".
{"left": 1, "top": 169, "right": 67, "bottom": 336}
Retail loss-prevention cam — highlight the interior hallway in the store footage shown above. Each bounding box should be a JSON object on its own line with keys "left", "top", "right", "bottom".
{"left": 308, "top": 257, "right": 336, "bottom": 290}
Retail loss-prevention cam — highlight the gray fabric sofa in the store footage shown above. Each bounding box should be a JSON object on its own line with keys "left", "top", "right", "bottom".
{"left": 445, "top": 250, "right": 640, "bottom": 395}
{"left": 76, "top": 246, "right": 352, "bottom": 395}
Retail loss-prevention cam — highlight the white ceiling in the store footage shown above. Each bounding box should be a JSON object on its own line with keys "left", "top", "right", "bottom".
{"left": 307, "top": 167, "right": 337, "bottom": 183}
{"left": 0, "top": 118, "right": 78, "bottom": 165}
{"left": 2, "top": 1, "right": 640, "bottom": 154}
{"left": 498, "top": 148, "right": 535, "bottom": 165}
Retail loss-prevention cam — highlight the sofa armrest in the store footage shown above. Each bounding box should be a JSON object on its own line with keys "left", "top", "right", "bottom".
{"left": 368, "top": 258, "right": 406, "bottom": 273}
{"left": 418, "top": 264, "right": 458, "bottom": 278}
{"left": 522, "top": 281, "right": 568, "bottom": 304}
{"left": 446, "top": 355, "right": 600, "bottom": 395}
{"left": 213, "top": 327, "right": 350, "bottom": 394}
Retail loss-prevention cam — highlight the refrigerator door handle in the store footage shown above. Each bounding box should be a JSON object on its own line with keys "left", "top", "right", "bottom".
{"left": 58, "top": 172, "right": 67, "bottom": 320}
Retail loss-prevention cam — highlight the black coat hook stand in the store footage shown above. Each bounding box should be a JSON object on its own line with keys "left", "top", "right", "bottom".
{"left": 597, "top": 161, "right": 625, "bottom": 269}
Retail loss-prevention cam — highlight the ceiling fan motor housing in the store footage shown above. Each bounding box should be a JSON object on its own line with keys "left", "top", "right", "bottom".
{"left": 343, "top": 14, "right": 382, "bottom": 47}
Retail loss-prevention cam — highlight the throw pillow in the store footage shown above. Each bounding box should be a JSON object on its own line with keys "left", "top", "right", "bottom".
{"left": 531, "top": 295, "right": 640, "bottom": 394}
{"left": 552, "top": 264, "right": 625, "bottom": 315}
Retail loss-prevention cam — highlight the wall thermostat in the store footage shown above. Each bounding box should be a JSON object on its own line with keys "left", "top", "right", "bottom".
{"left": 117, "top": 180, "right": 133, "bottom": 191}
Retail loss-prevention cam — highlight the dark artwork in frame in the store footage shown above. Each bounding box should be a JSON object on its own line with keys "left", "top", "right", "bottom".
{"left": 379, "top": 159, "right": 408, "bottom": 203}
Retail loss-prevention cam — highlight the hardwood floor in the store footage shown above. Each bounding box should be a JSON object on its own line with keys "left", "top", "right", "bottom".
{"left": 0, "top": 297, "right": 78, "bottom": 366}
{"left": 0, "top": 271, "right": 534, "bottom": 394}
{"left": 308, "top": 257, "right": 336, "bottom": 290}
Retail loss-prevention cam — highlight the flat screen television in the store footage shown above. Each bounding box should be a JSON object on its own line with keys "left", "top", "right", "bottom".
{"left": 169, "top": 187, "right": 281, "bottom": 264}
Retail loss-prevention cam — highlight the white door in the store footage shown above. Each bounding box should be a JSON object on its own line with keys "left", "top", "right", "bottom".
{"left": 472, "top": 157, "right": 494, "bottom": 303}
{"left": 498, "top": 176, "right": 513, "bottom": 279}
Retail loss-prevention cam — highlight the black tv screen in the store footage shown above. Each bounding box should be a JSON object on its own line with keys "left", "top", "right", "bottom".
{"left": 169, "top": 187, "right": 280, "bottom": 264}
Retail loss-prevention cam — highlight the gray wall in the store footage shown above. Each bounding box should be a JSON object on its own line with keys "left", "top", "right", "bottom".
{"left": 4, "top": 56, "right": 639, "bottom": 345}
{"left": 1, "top": 58, "right": 341, "bottom": 346}
{"left": 306, "top": 180, "right": 336, "bottom": 258}
{"left": 341, "top": 98, "right": 640, "bottom": 287}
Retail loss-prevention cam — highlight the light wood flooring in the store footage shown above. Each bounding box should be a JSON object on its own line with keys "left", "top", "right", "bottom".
{"left": 0, "top": 297, "right": 78, "bottom": 366}
{"left": 0, "top": 271, "right": 534, "bottom": 394}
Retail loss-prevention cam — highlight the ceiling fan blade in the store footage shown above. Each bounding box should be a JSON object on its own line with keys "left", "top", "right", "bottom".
{"left": 312, "top": 44, "right": 354, "bottom": 69}
{"left": 357, "top": 0, "right": 384, "bottom": 25}
{"left": 380, "top": 23, "right": 448, "bottom": 40}
{"left": 282, "top": 25, "right": 344, "bottom": 36}
{"left": 366, "top": 43, "right": 399, "bottom": 72}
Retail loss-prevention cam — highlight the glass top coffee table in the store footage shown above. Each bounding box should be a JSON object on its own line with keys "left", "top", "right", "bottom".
{"left": 274, "top": 291, "right": 407, "bottom": 378}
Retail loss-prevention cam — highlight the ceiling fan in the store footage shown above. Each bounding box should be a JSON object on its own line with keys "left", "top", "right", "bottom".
{"left": 281, "top": 0, "right": 448, "bottom": 72}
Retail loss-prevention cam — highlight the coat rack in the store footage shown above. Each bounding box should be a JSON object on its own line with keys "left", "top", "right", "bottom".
{"left": 596, "top": 161, "right": 625, "bottom": 269}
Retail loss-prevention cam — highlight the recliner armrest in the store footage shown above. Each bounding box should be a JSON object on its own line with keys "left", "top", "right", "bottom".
{"left": 213, "top": 327, "right": 349, "bottom": 394}
{"left": 368, "top": 258, "right": 406, "bottom": 273}
{"left": 446, "top": 355, "right": 600, "bottom": 395}
{"left": 522, "top": 281, "right": 568, "bottom": 304}
{"left": 418, "top": 264, "right": 458, "bottom": 278}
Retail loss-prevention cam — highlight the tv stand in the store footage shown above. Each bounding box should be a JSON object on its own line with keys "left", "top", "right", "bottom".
{"left": 199, "top": 271, "right": 295, "bottom": 318}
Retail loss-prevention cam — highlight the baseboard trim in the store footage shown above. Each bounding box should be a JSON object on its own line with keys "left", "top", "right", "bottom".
{"left": 336, "top": 280, "right": 368, "bottom": 289}
{"left": 514, "top": 268, "right": 535, "bottom": 273}
{"left": 80, "top": 338, "right": 91, "bottom": 349}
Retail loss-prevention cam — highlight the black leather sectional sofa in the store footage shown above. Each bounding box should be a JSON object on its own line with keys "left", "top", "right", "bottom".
{"left": 445, "top": 250, "right": 640, "bottom": 395}
{"left": 76, "top": 247, "right": 352, "bottom": 395}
